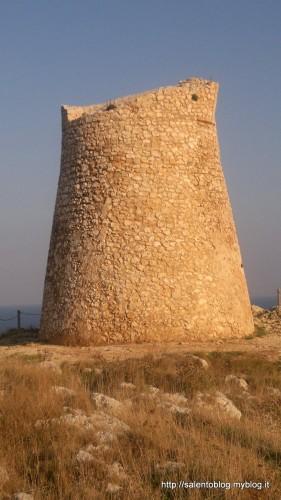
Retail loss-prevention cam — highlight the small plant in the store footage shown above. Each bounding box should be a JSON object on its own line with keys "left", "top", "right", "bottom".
{"left": 105, "top": 100, "right": 117, "bottom": 111}
{"left": 245, "top": 326, "right": 268, "bottom": 340}
{"left": 254, "top": 326, "right": 267, "bottom": 337}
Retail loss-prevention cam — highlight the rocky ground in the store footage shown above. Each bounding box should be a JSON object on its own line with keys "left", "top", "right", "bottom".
{"left": 251, "top": 305, "right": 281, "bottom": 336}
{"left": 0, "top": 307, "right": 280, "bottom": 499}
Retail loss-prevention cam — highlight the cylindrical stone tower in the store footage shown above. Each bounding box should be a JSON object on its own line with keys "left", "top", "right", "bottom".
{"left": 40, "top": 78, "right": 254, "bottom": 345}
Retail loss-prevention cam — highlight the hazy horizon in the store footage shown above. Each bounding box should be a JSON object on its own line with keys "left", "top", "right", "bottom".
{"left": 0, "top": 1, "right": 280, "bottom": 306}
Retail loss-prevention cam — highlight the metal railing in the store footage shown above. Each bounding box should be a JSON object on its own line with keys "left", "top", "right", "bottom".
{"left": 0, "top": 310, "right": 41, "bottom": 330}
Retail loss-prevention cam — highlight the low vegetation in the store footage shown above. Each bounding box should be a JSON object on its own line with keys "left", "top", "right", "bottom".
{"left": 245, "top": 326, "right": 268, "bottom": 340}
{"left": 0, "top": 348, "right": 281, "bottom": 498}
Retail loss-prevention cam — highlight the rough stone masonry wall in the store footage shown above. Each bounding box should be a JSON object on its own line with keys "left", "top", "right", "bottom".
{"left": 40, "top": 78, "right": 254, "bottom": 345}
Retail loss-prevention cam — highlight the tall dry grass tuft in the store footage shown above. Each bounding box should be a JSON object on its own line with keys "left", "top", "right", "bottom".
{"left": 0, "top": 351, "right": 281, "bottom": 498}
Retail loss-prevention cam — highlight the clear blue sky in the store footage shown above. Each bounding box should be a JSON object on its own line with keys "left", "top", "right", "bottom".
{"left": 0, "top": 0, "right": 280, "bottom": 306}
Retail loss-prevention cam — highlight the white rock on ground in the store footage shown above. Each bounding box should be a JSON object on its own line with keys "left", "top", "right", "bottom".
{"left": 225, "top": 375, "right": 249, "bottom": 391}
{"left": 52, "top": 386, "right": 76, "bottom": 397}
{"left": 251, "top": 305, "right": 266, "bottom": 316}
{"left": 195, "top": 391, "right": 242, "bottom": 420}
{"left": 76, "top": 449, "right": 95, "bottom": 464}
{"left": 35, "top": 408, "right": 130, "bottom": 442}
{"left": 82, "top": 367, "right": 93, "bottom": 373}
{"left": 82, "top": 367, "right": 103, "bottom": 376}
{"left": 139, "top": 386, "right": 163, "bottom": 401}
{"left": 64, "top": 409, "right": 130, "bottom": 436}
{"left": 49, "top": 408, "right": 93, "bottom": 430}
{"left": 84, "top": 443, "right": 110, "bottom": 454}
{"left": 92, "top": 393, "right": 131, "bottom": 417}
{"left": 156, "top": 461, "right": 185, "bottom": 473}
{"left": 214, "top": 392, "right": 242, "bottom": 419}
{"left": 83, "top": 444, "right": 96, "bottom": 454}
{"left": 83, "top": 367, "right": 103, "bottom": 376}
{"left": 107, "top": 462, "right": 128, "bottom": 482}
{"left": 140, "top": 386, "right": 190, "bottom": 416}
{"left": 82, "top": 367, "right": 102, "bottom": 375}
{"left": 191, "top": 355, "right": 209, "bottom": 370}
{"left": 161, "top": 392, "right": 189, "bottom": 406}
{"left": 106, "top": 483, "right": 122, "bottom": 494}
{"left": 13, "top": 494, "right": 34, "bottom": 500}
{"left": 96, "top": 431, "right": 117, "bottom": 444}
{"left": 94, "top": 368, "right": 103, "bottom": 375}
{"left": 268, "top": 387, "right": 281, "bottom": 398}
{"left": 120, "top": 382, "right": 136, "bottom": 391}
{"left": 157, "top": 392, "right": 190, "bottom": 416}
{"left": 147, "top": 385, "right": 161, "bottom": 396}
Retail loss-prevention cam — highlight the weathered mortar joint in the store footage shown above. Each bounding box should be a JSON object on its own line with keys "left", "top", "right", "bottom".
{"left": 40, "top": 77, "right": 254, "bottom": 346}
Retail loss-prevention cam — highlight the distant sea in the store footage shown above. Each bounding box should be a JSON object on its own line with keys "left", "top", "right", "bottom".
{"left": 251, "top": 296, "right": 276, "bottom": 309}
{"left": 0, "top": 296, "right": 277, "bottom": 335}
{"left": 0, "top": 305, "right": 41, "bottom": 334}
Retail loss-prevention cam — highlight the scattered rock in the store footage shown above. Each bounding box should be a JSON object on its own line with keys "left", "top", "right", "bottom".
{"left": 225, "top": 375, "right": 248, "bottom": 391}
{"left": 156, "top": 461, "right": 185, "bottom": 474}
{"left": 157, "top": 392, "right": 190, "bottom": 416}
{"left": 214, "top": 392, "right": 242, "bottom": 419}
{"left": 13, "top": 494, "right": 34, "bottom": 500}
{"left": 161, "top": 392, "right": 189, "bottom": 407}
{"left": 242, "top": 393, "right": 259, "bottom": 402}
{"left": 35, "top": 409, "right": 93, "bottom": 432}
{"left": 162, "top": 404, "right": 190, "bottom": 416}
{"left": 191, "top": 355, "right": 209, "bottom": 370}
{"left": 140, "top": 386, "right": 190, "bottom": 416}
{"left": 195, "top": 391, "right": 242, "bottom": 420}
{"left": 107, "top": 461, "right": 128, "bottom": 482}
{"left": 66, "top": 409, "right": 130, "bottom": 437}
{"left": 82, "top": 367, "right": 102, "bottom": 375}
{"left": 53, "top": 385, "right": 76, "bottom": 397}
{"left": 157, "top": 402, "right": 190, "bottom": 416}
{"left": 268, "top": 387, "right": 281, "bottom": 398}
{"left": 83, "top": 444, "right": 96, "bottom": 454}
{"left": 92, "top": 393, "right": 131, "bottom": 417}
{"left": 96, "top": 431, "right": 117, "bottom": 444}
{"left": 94, "top": 368, "right": 103, "bottom": 376}
{"left": 76, "top": 449, "right": 95, "bottom": 464}
{"left": 251, "top": 305, "right": 266, "bottom": 316}
{"left": 147, "top": 385, "right": 160, "bottom": 395}
{"left": 58, "top": 409, "right": 96, "bottom": 431}
{"left": 36, "top": 408, "right": 130, "bottom": 441}
{"left": 63, "top": 405, "right": 74, "bottom": 413}
{"left": 252, "top": 305, "right": 281, "bottom": 335}
{"left": 85, "top": 443, "right": 110, "bottom": 454}
{"left": 120, "top": 382, "right": 136, "bottom": 391}
{"left": 92, "top": 411, "right": 131, "bottom": 436}
{"left": 106, "top": 483, "right": 122, "bottom": 494}
{"left": 139, "top": 385, "right": 161, "bottom": 402}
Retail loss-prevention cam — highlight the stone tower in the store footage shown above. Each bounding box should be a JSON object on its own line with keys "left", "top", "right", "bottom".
{"left": 40, "top": 78, "right": 254, "bottom": 345}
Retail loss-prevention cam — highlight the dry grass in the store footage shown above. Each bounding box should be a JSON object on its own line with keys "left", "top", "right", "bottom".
{"left": 0, "top": 350, "right": 281, "bottom": 499}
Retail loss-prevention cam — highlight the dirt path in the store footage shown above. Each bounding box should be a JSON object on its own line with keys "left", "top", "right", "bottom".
{"left": 1, "top": 330, "right": 281, "bottom": 365}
